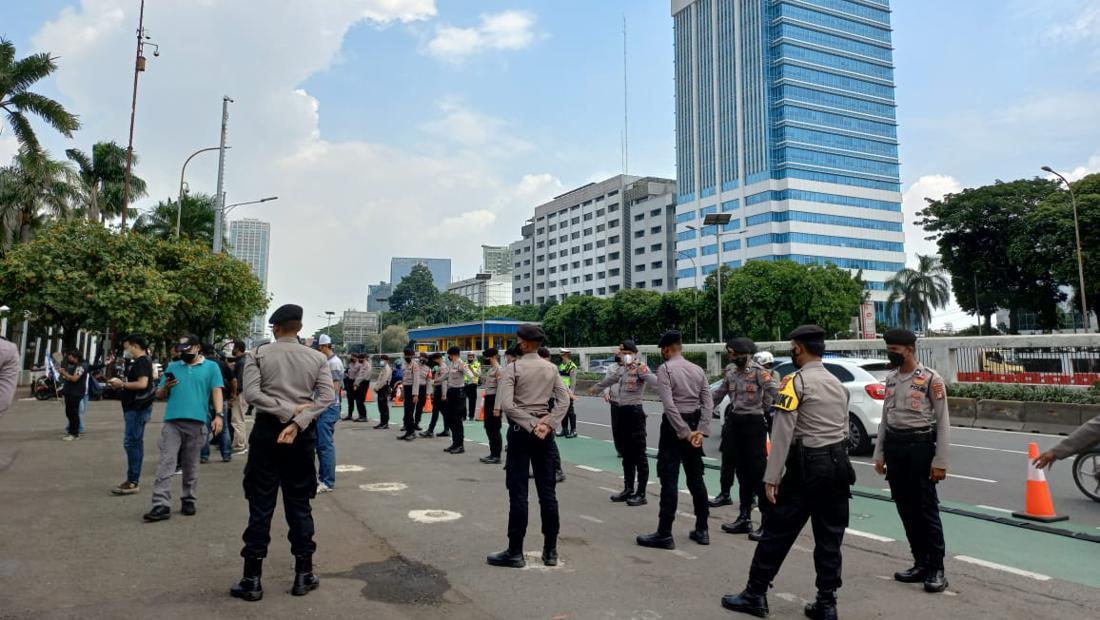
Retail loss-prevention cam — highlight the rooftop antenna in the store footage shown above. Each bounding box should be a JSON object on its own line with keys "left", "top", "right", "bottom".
{"left": 622, "top": 13, "right": 629, "bottom": 176}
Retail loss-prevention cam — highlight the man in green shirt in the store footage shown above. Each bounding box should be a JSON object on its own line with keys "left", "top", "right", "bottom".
{"left": 144, "top": 334, "right": 224, "bottom": 522}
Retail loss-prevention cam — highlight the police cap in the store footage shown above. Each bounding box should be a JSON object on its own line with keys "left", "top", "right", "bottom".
{"left": 403, "top": 347, "right": 414, "bottom": 356}
{"left": 883, "top": 328, "right": 917, "bottom": 346}
{"left": 268, "top": 304, "right": 303, "bottom": 325}
{"left": 621, "top": 339, "right": 639, "bottom": 353}
{"left": 483, "top": 347, "right": 499, "bottom": 358}
{"left": 447, "top": 345, "right": 461, "bottom": 355}
{"left": 727, "top": 337, "right": 757, "bottom": 354}
{"left": 537, "top": 346, "right": 551, "bottom": 359}
{"left": 516, "top": 323, "right": 546, "bottom": 342}
{"left": 787, "top": 324, "right": 826, "bottom": 343}
{"left": 658, "top": 330, "right": 682, "bottom": 348}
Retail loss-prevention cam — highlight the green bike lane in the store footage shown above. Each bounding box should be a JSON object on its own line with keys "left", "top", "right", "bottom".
{"left": 346, "top": 400, "right": 1099, "bottom": 590}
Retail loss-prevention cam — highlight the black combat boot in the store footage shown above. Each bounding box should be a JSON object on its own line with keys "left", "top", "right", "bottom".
{"left": 894, "top": 563, "right": 928, "bottom": 583}
{"left": 486, "top": 547, "right": 526, "bottom": 568}
{"left": 291, "top": 555, "right": 320, "bottom": 596}
{"left": 626, "top": 492, "right": 648, "bottom": 506}
{"left": 636, "top": 531, "right": 675, "bottom": 550}
{"left": 722, "top": 508, "right": 754, "bottom": 534}
{"left": 610, "top": 486, "right": 634, "bottom": 502}
{"left": 229, "top": 557, "right": 264, "bottom": 602}
{"left": 803, "top": 590, "right": 837, "bottom": 620}
{"left": 923, "top": 565, "right": 948, "bottom": 593}
{"left": 709, "top": 492, "right": 733, "bottom": 507}
{"left": 721, "top": 582, "right": 769, "bottom": 617}
{"left": 689, "top": 529, "right": 710, "bottom": 545}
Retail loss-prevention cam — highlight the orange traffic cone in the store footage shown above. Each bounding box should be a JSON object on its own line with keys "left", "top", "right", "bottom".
{"left": 394, "top": 388, "right": 404, "bottom": 406}
{"left": 477, "top": 390, "right": 486, "bottom": 421}
{"left": 365, "top": 387, "right": 374, "bottom": 403}
{"left": 1012, "top": 442, "right": 1068, "bottom": 522}
{"left": 424, "top": 395, "right": 433, "bottom": 413}
{"left": 765, "top": 434, "right": 771, "bottom": 457}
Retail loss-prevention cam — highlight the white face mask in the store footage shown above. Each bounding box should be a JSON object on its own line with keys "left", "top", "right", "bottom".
{"left": 622, "top": 353, "right": 634, "bottom": 365}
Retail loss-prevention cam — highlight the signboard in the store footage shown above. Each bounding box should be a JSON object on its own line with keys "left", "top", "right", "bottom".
{"left": 860, "top": 303, "right": 876, "bottom": 340}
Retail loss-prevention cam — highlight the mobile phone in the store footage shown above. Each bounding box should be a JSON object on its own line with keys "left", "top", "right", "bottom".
{"left": 164, "top": 372, "right": 176, "bottom": 382}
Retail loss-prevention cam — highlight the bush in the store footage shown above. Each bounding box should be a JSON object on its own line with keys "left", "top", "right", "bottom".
{"left": 948, "top": 383, "right": 1100, "bottom": 405}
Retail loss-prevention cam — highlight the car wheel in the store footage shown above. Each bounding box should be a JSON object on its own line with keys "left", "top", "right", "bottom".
{"left": 848, "top": 414, "right": 872, "bottom": 456}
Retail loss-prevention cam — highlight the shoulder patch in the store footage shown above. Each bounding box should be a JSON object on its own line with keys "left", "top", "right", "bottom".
{"left": 932, "top": 381, "right": 946, "bottom": 400}
{"left": 775, "top": 375, "right": 800, "bottom": 412}
{"left": 759, "top": 370, "right": 770, "bottom": 381}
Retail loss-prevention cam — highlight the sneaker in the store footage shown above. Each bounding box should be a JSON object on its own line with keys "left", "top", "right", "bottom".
{"left": 143, "top": 505, "right": 171, "bottom": 522}
{"left": 61, "top": 435, "right": 76, "bottom": 442}
{"left": 233, "top": 447, "right": 249, "bottom": 456}
{"left": 173, "top": 468, "right": 183, "bottom": 476}
{"left": 111, "top": 481, "right": 140, "bottom": 495}
{"left": 181, "top": 501, "right": 197, "bottom": 516}
{"left": 316, "top": 483, "right": 333, "bottom": 494}
{"left": 200, "top": 457, "right": 209, "bottom": 464}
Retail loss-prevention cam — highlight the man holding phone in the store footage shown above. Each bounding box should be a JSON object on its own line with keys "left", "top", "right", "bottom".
{"left": 144, "top": 334, "right": 224, "bottom": 522}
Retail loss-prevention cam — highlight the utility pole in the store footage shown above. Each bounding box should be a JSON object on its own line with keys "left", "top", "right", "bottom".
{"left": 121, "top": 0, "right": 157, "bottom": 229}
{"left": 212, "top": 96, "right": 233, "bottom": 253}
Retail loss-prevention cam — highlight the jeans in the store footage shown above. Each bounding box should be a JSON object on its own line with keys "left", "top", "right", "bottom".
{"left": 201, "top": 404, "right": 232, "bottom": 461}
{"left": 64, "top": 396, "right": 82, "bottom": 437}
{"left": 316, "top": 402, "right": 341, "bottom": 488}
{"left": 78, "top": 393, "right": 88, "bottom": 433}
{"left": 123, "top": 405, "right": 153, "bottom": 484}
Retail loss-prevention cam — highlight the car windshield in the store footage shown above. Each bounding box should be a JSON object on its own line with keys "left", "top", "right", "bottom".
{"left": 859, "top": 363, "right": 892, "bottom": 381}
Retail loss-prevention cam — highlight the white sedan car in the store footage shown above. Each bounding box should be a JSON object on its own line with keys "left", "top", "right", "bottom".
{"left": 711, "top": 357, "right": 888, "bottom": 455}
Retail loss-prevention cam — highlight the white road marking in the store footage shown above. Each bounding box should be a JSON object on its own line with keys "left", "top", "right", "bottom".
{"left": 774, "top": 592, "right": 806, "bottom": 604}
{"left": 845, "top": 528, "right": 895, "bottom": 543}
{"left": 962, "top": 427, "right": 1063, "bottom": 439}
{"left": 679, "top": 489, "right": 691, "bottom": 495}
{"left": 579, "top": 434, "right": 592, "bottom": 439}
{"left": 947, "top": 473, "right": 997, "bottom": 484}
{"left": 408, "top": 509, "right": 463, "bottom": 524}
{"left": 598, "top": 486, "right": 620, "bottom": 493}
{"left": 874, "top": 575, "right": 892, "bottom": 581}
{"left": 576, "top": 465, "right": 603, "bottom": 473}
{"left": 577, "top": 514, "right": 604, "bottom": 524}
{"left": 521, "top": 551, "right": 565, "bottom": 571}
{"left": 954, "top": 555, "right": 1051, "bottom": 581}
{"left": 578, "top": 420, "right": 612, "bottom": 428}
{"left": 669, "top": 550, "right": 698, "bottom": 560}
{"left": 951, "top": 443, "right": 1027, "bottom": 455}
{"left": 359, "top": 482, "right": 408, "bottom": 493}
{"left": 702, "top": 456, "right": 719, "bottom": 462}
{"left": 335, "top": 464, "right": 365, "bottom": 472}
{"left": 677, "top": 511, "right": 695, "bottom": 519}
{"left": 977, "top": 505, "right": 1014, "bottom": 514}
{"left": 478, "top": 442, "right": 490, "bottom": 447}
{"left": 603, "top": 439, "right": 616, "bottom": 444}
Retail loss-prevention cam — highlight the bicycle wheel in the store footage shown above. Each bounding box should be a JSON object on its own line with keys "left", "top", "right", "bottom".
{"left": 1072, "top": 452, "right": 1100, "bottom": 502}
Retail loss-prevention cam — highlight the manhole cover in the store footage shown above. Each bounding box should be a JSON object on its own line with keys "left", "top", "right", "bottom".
{"left": 408, "top": 509, "right": 462, "bottom": 523}
{"left": 336, "top": 464, "right": 365, "bottom": 472}
{"left": 359, "top": 482, "right": 408, "bottom": 493}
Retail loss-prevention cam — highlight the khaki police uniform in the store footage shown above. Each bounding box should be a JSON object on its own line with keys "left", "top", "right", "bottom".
{"left": 415, "top": 358, "right": 431, "bottom": 426}
{"left": 712, "top": 360, "right": 778, "bottom": 515}
{"left": 482, "top": 360, "right": 504, "bottom": 459}
{"left": 369, "top": 360, "right": 392, "bottom": 427}
{"left": 400, "top": 355, "right": 421, "bottom": 438}
{"left": 442, "top": 357, "right": 473, "bottom": 450}
{"left": 653, "top": 353, "right": 714, "bottom": 534}
{"left": 593, "top": 358, "right": 659, "bottom": 498}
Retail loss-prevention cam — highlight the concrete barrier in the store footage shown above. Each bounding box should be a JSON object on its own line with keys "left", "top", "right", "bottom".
{"left": 947, "top": 397, "right": 977, "bottom": 428}
{"left": 1021, "top": 402, "right": 1082, "bottom": 436}
{"left": 975, "top": 399, "right": 1026, "bottom": 431}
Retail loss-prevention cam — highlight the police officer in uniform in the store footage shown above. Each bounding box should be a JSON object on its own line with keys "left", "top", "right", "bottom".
{"left": 231, "top": 305, "right": 335, "bottom": 601}
{"left": 441, "top": 346, "right": 474, "bottom": 453}
{"left": 874, "top": 329, "right": 950, "bottom": 593}
{"left": 556, "top": 350, "right": 579, "bottom": 438}
{"left": 722, "top": 325, "right": 853, "bottom": 620}
{"left": 398, "top": 348, "right": 421, "bottom": 441}
{"left": 465, "top": 352, "right": 481, "bottom": 421}
{"left": 710, "top": 338, "right": 778, "bottom": 541}
{"left": 423, "top": 352, "right": 449, "bottom": 437}
{"left": 479, "top": 348, "right": 504, "bottom": 464}
{"left": 415, "top": 351, "right": 431, "bottom": 431}
{"left": 638, "top": 331, "right": 713, "bottom": 549}
{"left": 589, "top": 340, "right": 658, "bottom": 505}
{"left": 487, "top": 325, "right": 570, "bottom": 569}
{"left": 538, "top": 346, "right": 567, "bottom": 483}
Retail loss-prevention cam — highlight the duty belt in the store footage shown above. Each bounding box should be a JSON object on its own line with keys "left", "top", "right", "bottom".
{"left": 886, "top": 426, "right": 935, "bottom": 443}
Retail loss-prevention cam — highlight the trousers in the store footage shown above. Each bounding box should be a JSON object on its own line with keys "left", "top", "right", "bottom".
{"left": 559, "top": 399, "right": 577, "bottom": 434}
{"left": 748, "top": 441, "right": 852, "bottom": 592}
{"left": 231, "top": 396, "right": 248, "bottom": 452}
{"left": 428, "top": 385, "right": 446, "bottom": 433}
{"left": 375, "top": 385, "right": 390, "bottom": 425}
{"left": 315, "top": 402, "right": 340, "bottom": 488}
{"left": 505, "top": 424, "right": 559, "bottom": 550}
{"left": 885, "top": 439, "right": 946, "bottom": 569}
{"left": 465, "top": 383, "right": 478, "bottom": 420}
{"left": 414, "top": 386, "right": 428, "bottom": 426}
{"left": 656, "top": 415, "right": 709, "bottom": 532}
{"left": 241, "top": 414, "right": 318, "bottom": 559}
{"left": 402, "top": 385, "right": 416, "bottom": 431}
{"left": 720, "top": 413, "right": 768, "bottom": 512}
{"left": 152, "top": 419, "right": 207, "bottom": 508}
{"left": 351, "top": 382, "right": 367, "bottom": 419}
{"left": 483, "top": 394, "right": 501, "bottom": 457}
{"left": 445, "top": 387, "right": 465, "bottom": 448}
{"left": 612, "top": 404, "right": 649, "bottom": 491}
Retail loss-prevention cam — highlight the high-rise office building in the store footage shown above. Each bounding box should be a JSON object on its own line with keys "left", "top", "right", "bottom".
{"left": 448, "top": 274, "right": 513, "bottom": 307}
{"left": 229, "top": 218, "right": 271, "bottom": 341}
{"left": 390, "top": 257, "right": 452, "bottom": 291}
{"left": 671, "top": 0, "right": 904, "bottom": 322}
{"left": 482, "top": 245, "right": 513, "bottom": 275}
{"left": 367, "top": 282, "right": 392, "bottom": 312}
{"left": 342, "top": 309, "right": 380, "bottom": 347}
{"left": 510, "top": 175, "right": 677, "bottom": 306}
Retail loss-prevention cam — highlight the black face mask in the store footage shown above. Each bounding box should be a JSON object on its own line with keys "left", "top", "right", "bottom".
{"left": 180, "top": 352, "right": 197, "bottom": 364}
{"left": 733, "top": 356, "right": 749, "bottom": 368}
{"left": 790, "top": 347, "right": 802, "bottom": 369}
{"left": 887, "top": 352, "right": 906, "bottom": 368}
{"left": 615, "top": 355, "right": 623, "bottom": 364}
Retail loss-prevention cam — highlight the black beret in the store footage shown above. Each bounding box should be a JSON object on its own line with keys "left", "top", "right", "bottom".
{"left": 403, "top": 347, "right": 414, "bottom": 355}
{"left": 537, "top": 346, "right": 551, "bottom": 358}
{"left": 380, "top": 354, "right": 390, "bottom": 361}
{"left": 621, "top": 340, "right": 639, "bottom": 353}
{"left": 658, "top": 331, "right": 682, "bottom": 347}
{"left": 788, "top": 324, "right": 826, "bottom": 343}
{"left": 883, "top": 328, "right": 917, "bottom": 346}
{"left": 447, "top": 345, "right": 461, "bottom": 355}
{"left": 268, "top": 304, "right": 303, "bottom": 325}
{"left": 483, "top": 347, "right": 499, "bottom": 358}
{"left": 506, "top": 346, "right": 521, "bottom": 357}
{"left": 516, "top": 323, "right": 546, "bottom": 342}
{"left": 727, "top": 337, "right": 757, "bottom": 354}
{"left": 428, "top": 352, "right": 442, "bottom": 360}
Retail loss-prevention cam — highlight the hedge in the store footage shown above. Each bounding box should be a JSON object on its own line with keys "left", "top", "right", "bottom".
{"left": 948, "top": 383, "right": 1100, "bottom": 405}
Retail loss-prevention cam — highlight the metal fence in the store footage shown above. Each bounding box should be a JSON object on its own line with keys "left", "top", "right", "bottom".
{"left": 954, "top": 345, "right": 1100, "bottom": 385}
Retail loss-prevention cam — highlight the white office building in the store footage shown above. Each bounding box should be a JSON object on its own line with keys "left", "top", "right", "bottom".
{"left": 342, "top": 309, "right": 380, "bottom": 345}
{"left": 448, "top": 274, "right": 513, "bottom": 307}
{"left": 229, "top": 218, "right": 271, "bottom": 342}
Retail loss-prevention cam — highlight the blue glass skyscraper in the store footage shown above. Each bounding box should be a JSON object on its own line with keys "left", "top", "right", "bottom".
{"left": 672, "top": 0, "right": 904, "bottom": 322}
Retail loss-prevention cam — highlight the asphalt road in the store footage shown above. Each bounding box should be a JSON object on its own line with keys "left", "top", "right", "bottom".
{"left": 567, "top": 396, "right": 1100, "bottom": 529}
{"left": 1, "top": 397, "right": 1097, "bottom": 619}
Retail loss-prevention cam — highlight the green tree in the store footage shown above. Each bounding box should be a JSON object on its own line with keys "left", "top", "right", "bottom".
{"left": 66, "top": 141, "right": 147, "bottom": 223}
{"left": 658, "top": 288, "right": 701, "bottom": 343}
{"left": 132, "top": 193, "right": 217, "bottom": 245}
{"left": 482, "top": 304, "right": 541, "bottom": 322}
{"left": 885, "top": 254, "right": 950, "bottom": 332}
{"left": 365, "top": 324, "right": 409, "bottom": 353}
{"left": 423, "top": 292, "right": 478, "bottom": 325}
{"left": 606, "top": 288, "right": 663, "bottom": 343}
{"left": 0, "top": 150, "right": 77, "bottom": 245}
{"left": 541, "top": 295, "right": 612, "bottom": 347}
{"left": 388, "top": 264, "right": 440, "bottom": 322}
{"left": 0, "top": 39, "right": 80, "bottom": 155}
{"left": 312, "top": 320, "right": 343, "bottom": 344}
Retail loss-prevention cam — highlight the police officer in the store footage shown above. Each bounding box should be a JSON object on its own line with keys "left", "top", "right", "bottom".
{"left": 479, "top": 348, "right": 504, "bottom": 464}
{"left": 398, "top": 348, "right": 421, "bottom": 441}
{"left": 441, "top": 346, "right": 474, "bottom": 453}
{"left": 422, "top": 352, "right": 449, "bottom": 437}
{"left": 415, "top": 351, "right": 431, "bottom": 430}
{"left": 487, "top": 325, "right": 570, "bottom": 569}
{"left": 538, "top": 347, "right": 567, "bottom": 483}
{"left": 874, "top": 329, "right": 950, "bottom": 593}
{"left": 722, "top": 325, "right": 853, "bottom": 620}
{"left": 557, "top": 350, "right": 579, "bottom": 438}
{"left": 638, "top": 331, "right": 713, "bottom": 549}
{"left": 710, "top": 338, "right": 778, "bottom": 541}
{"left": 465, "top": 352, "right": 481, "bottom": 421}
{"left": 369, "top": 354, "right": 392, "bottom": 429}
{"left": 231, "top": 304, "right": 334, "bottom": 602}
{"left": 589, "top": 340, "right": 658, "bottom": 506}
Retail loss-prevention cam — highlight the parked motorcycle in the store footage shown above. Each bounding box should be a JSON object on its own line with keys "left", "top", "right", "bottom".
{"left": 1072, "top": 444, "right": 1100, "bottom": 502}
{"left": 32, "top": 374, "right": 60, "bottom": 401}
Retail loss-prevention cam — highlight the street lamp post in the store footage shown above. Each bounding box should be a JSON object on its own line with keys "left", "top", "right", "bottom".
{"left": 1042, "top": 166, "right": 1090, "bottom": 331}
{"left": 688, "top": 212, "right": 733, "bottom": 344}
{"left": 674, "top": 251, "right": 700, "bottom": 343}
{"left": 376, "top": 298, "right": 390, "bottom": 355}
{"left": 224, "top": 196, "right": 278, "bottom": 215}
{"left": 177, "top": 146, "right": 226, "bottom": 239}
{"left": 475, "top": 273, "right": 493, "bottom": 350}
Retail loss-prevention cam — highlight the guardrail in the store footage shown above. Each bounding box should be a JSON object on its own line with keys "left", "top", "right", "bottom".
{"left": 947, "top": 397, "right": 1098, "bottom": 435}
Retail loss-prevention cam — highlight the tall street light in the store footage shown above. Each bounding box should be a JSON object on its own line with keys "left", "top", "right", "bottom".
{"left": 216, "top": 196, "right": 277, "bottom": 251}
{"left": 177, "top": 146, "right": 227, "bottom": 239}
{"left": 1042, "top": 166, "right": 1090, "bottom": 331}
{"left": 688, "top": 212, "right": 733, "bottom": 344}
{"left": 121, "top": 0, "right": 158, "bottom": 229}
{"left": 375, "top": 298, "right": 390, "bottom": 355}
{"left": 475, "top": 273, "right": 493, "bottom": 349}
{"left": 675, "top": 250, "right": 700, "bottom": 343}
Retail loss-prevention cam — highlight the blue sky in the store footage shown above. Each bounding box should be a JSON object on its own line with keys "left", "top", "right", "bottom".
{"left": 3, "top": 0, "right": 1099, "bottom": 332}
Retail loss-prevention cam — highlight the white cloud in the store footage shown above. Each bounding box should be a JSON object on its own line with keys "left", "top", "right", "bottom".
{"left": 902, "top": 175, "right": 967, "bottom": 330}
{"left": 1063, "top": 153, "right": 1100, "bottom": 181}
{"left": 1045, "top": 4, "right": 1100, "bottom": 44}
{"left": 426, "top": 10, "right": 540, "bottom": 62}
{"left": 29, "top": 0, "right": 554, "bottom": 334}
{"left": 420, "top": 97, "right": 533, "bottom": 157}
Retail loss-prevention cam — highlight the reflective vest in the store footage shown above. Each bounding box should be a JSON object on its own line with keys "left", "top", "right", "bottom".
{"left": 466, "top": 360, "right": 481, "bottom": 385}
{"left": 558, "top": 361, "right": 577, "bottom": 388}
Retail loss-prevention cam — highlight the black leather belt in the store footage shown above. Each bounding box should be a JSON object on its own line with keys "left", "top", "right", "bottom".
{"left": 886, "top": 427, "right": 935, "bottom": 443}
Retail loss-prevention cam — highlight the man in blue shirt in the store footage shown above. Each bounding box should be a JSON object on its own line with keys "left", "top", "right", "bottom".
{"left": 144, "top": 334, "right": 224, "bottom": 522}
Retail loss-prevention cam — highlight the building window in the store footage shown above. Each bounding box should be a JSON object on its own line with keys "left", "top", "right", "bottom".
{"left": 635, "top": 247, "right": 645, "bottom": 255}
{"left": 536, "top": 241, "right": 544, "bottom": 249}
{"left": 536, "top": 227, "right": 544, "bottom": 235}
{"left": 609, "top": 203, "right": 619, "bottom": 212}
{"left": 597, "top": 239, "right": 606, "bottom": 248}
{"left": 585, "top": 274, "right": 593, "bottom": 281}
{"left": 583, "top": 228, "right": 592, "bottom": 236}
{"left": 524, "top": 286, "right": 530, "bottom": 292}
{"left": 609, "top": 268, "right": 620, "bottom": 276}
{"left": 609, "top": 252, "right": 620, "bottom": 260}
{"left": 572, "top": 261, "right": 580, "bottom": 268}
{"left": 583, "top": 242, "right": 593, "bottom": 250}
{"left": 651, "top": 243, "right": 662, "bottom": 251}
{"left": 572, "top": 277, "right": 580, "bottom": 284}
{"left": 548, "top": 251, "right": 556, "bottom": 259}
{"left": 596, "top": 208, "right": 605, "bottom": 217}
{"left": 536, "top": 282, "right": 545, "bottom": 289}
{"left": 652, "top": 279, "right": 663, "bottom": 287}
{"left": 571, "top": 247, "right": 580, "bottom": 255}
{"left": 650, "top": 208, "right": 662, "bottom": 217}
{"left": 548, "top": 224, "right": 557, "bottom": 232}
{"left": 651, "top": 261, "right": 663, "bottom": 269}
{"left": 583, "top": 213, "right": 593, "bottom": 221}
{"left": 548, "top": 239, "right": 556, "bottom": 246}
{"left": 584, "top": 258, "right": 593, "bottom": 266}
{"left": 571, "top": 217, "right": 580, "bottom": 225}
{"left": 609, "top": 235, "right": 620, "bottom": 244}
{"left": 596, "top": 224, "right": 606, "bottom": 232}
{"left": 536, "top": 268, "right": 545, "bottom": 276}
{"left": 636, "top": 281, "right": 646, "bottom": 288}
{"left": 523, "top": 259, "right": 530, "bottom": 265}
{"left": 514, "top": 262, "right": 521, "bottom": 268}
{"left": 597, "top": 256, "right": 606, "bottom": 264}
{"left": 560, "top": 278, "right": 568, "bottom": 286}
{"left": 536, "top": 255, "right": 544, "bottom": 262}
{"left": 549, "top": 266, "right": 557, "bottom": 274}
{"left": 650, "top": 225, "right": 662, "bottom": 234}
{"left": 598, "top": 287, "right": 607, "bottom": 295}
{"left": 635, "top": 264, "right": 645, "bottom": 272}
{"left": 559, "top": 235, "right": 567, "bottom": 243}
{"left": 634, "top": 230, "right": 644, "bottom": 238}
{"left": 634, "top": 213, "right": 645, "bottom": 222}
{"left": 571, "top": 232, "right": 580, "bottom": 240}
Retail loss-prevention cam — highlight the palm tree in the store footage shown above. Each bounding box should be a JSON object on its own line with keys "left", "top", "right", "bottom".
{"left": 886, "top": 254, "right": 951, "bottom": 332}
{"left": 1, "top": 39, "right": 81, "bottom": 154}
{"left": 0, "top": 150, "right": 78, "bottom": 245}
{"left": 66, "top": 142, "right": 147, "bottom": 223}
{"left": 132, "top": 193, "right": 217, "bottom": 244}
